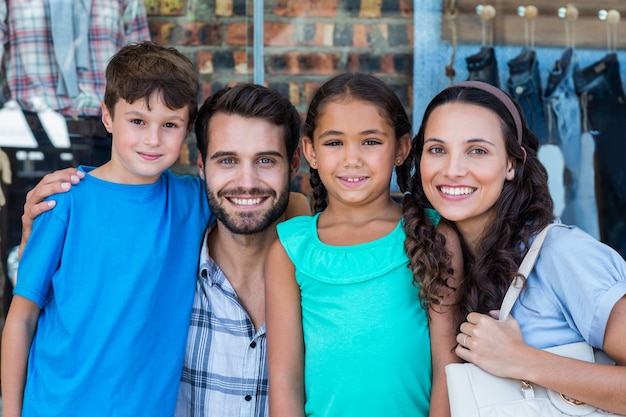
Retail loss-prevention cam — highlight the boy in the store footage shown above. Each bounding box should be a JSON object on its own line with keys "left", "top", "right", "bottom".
{"left": 1, "top": 41, "right": 214, "bottom": 416}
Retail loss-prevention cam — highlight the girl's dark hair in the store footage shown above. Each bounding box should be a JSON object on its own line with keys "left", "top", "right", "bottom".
{"left": 402, "top": 85, "right": 554, "bottom": 329}
{"left": 303, "top": 72, "right": 412, "bottom": 213}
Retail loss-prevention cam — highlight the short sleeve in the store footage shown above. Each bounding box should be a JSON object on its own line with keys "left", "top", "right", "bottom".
{"left": 15, "top": 206, "right": 68, "bottom": 308}
{"left": 524, "top": 225, "right": 626, "bottom": 349}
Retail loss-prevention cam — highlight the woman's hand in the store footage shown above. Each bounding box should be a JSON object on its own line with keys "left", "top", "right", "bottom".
{"left": 455, "top": 311, "right": 530, "bottom": 380}
{"left": 455, "top": 303, "right": 626, "bottom": 414}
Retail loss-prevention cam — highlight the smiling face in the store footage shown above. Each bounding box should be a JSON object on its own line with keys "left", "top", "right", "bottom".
{"left": 198, "top": 112, "right": 296, "bottom": 235}
{"left": 420, "top": 102, "right": 515, "bottom": 242}
{"left": 100, "top": 91, "right": 190, "bottom": 184}
{"left": 302, "top": 99, "right": 409, "bottom": 210}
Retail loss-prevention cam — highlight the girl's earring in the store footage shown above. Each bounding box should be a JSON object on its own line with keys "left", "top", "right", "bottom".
{"left": 311, "top": 161, "right": 317, "bottom": 168}
{"left": 396, "top": 159, "right": 402, "bottom": 165}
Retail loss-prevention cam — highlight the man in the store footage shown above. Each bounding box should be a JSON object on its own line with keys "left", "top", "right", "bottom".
{"left": 18, "top": 83, "right": 310, "bottom": 417}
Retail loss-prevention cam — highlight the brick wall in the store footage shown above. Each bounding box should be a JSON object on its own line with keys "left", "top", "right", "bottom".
{"left": 146, "top": 0, "right": 414, "bottom": 173}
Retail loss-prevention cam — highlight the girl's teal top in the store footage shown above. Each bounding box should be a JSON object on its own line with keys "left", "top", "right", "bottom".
{"left": 276, "top": 213, "right": 433, "bottom": 417}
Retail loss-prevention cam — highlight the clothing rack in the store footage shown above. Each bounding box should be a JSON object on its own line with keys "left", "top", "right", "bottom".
{"left": 442, "top": 1, "right": 625, "bottom": 49}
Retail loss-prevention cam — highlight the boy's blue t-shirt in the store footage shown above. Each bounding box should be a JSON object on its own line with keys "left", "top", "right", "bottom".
{"left": 15, "top": 166, "right": 213, "bottom": 416}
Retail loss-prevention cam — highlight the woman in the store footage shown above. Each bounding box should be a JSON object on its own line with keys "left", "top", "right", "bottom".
{"left": 403, "top": 81, "right": 626, "bottom": 415}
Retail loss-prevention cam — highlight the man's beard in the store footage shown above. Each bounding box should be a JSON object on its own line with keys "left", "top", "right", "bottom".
{"left": 205, "top": 184, "right": 290, "bottom": 235}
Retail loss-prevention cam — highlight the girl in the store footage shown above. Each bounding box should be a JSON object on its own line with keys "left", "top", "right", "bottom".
{"left": 404, "top": 81, "right": 626, "bottom": 414}
{"left": 265, "top": 72, "right": 462, "bottom": 417}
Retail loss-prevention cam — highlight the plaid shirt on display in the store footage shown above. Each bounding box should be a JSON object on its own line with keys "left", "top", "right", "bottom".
{"left": 176, "top": 224, "right": 268, "bottom": 417}
{"left": 0, "top": 0, "right": 149, "bottom": 117}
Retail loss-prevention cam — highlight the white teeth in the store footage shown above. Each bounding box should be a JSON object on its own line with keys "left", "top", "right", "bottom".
{"left": 230, "top": 198, "right": 263, "bottom": 205}
{"left": 344, "top": 177, "right": 364, "bottom": 182}
{"left": 440, "top": 186, "right": 474, "bottom": 196}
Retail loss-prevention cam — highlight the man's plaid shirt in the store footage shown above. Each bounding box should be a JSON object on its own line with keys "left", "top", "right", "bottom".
{"left": 176, "top": 225, "right": 268, "bottom": 417}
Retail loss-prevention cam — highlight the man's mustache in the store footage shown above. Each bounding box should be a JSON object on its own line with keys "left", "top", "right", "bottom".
{"left": 217, "top": 188, "right": 276, "bottom": 198}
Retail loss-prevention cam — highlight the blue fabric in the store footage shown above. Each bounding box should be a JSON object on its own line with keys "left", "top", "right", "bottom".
{"left": 48, "top": 0, "right": 92, "bottom": 97}
{"left": 507, "top": 52, "right": 565, "bottom": 219}
{"left": 544, "top": 48, "right": 599, "bottom": 239}
{"left": 512, "top": 223, "right": 626, "bottom": 350}
{"left": 574, "top": 53, "right": 626, "bottom": 258}
{"left": 466, "top": 46, "right": 500, "bottom": 88}
{"left": 507, "top": 48, "right": 549, "bottom": 144}
{"left": 16, "top": 167, "right": 213, "bottom": 417}
{"left": 277, "top": 214, "right": 431, "bottom": 417}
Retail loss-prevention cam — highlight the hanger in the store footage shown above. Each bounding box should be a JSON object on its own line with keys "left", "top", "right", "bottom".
{"left": 598, "top": 9, "right": 620, "bottom": 53}
{"left": 476, "top": 4, "right": 496, "bottom": 47}
{"left": 517, "top": 5, "right": 538, "bottom": 50}
{"left": 557, "top": 4, "right": 578, "bottom": 49}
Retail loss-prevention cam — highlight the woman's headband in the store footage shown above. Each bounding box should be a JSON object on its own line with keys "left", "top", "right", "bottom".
{"left": 449, "top": 81, "right": 523, "bottom": 145}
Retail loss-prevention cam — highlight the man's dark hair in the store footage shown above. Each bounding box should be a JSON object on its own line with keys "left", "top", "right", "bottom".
{"left": 195, "top": 84, "right": 301, "bottom": 162}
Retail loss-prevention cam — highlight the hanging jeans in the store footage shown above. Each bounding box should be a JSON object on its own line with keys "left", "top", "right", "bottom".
{"left": 507, "top": 48, "right": 549, "bottom": 143}
{"left": 466, "top": 46, "right": 500, "bottom": 87}
{"left": 507, "top": 48, "right": 565, "bottom": 215}
{"left": 574, "top": 52, "right": 626, "bottom": 258}
{"left": 544, "top": 48, "right": 599, "bottom": 239}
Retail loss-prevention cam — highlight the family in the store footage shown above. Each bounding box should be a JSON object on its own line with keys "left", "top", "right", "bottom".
{"left": 2, "top": 40, "right": 625, "bottom": 417}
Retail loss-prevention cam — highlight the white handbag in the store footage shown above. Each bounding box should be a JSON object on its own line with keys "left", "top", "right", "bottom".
{"left": 445, "top": 223, "right": 621, "bottom": 417}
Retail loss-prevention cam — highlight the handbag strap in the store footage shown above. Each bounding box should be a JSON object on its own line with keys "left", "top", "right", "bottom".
{"left": 499, "top": 223, "right": 566, "bottom": 320}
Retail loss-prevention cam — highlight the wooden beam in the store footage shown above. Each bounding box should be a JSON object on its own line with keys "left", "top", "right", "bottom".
{"left": 442, "top": 0, "right": 626, "bottom": 49}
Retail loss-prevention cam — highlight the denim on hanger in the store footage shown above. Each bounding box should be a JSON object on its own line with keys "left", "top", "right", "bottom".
{"left": 574, "top": 52, "right": 626, "bottom": 258}
{"left": 466, "top": 46, "right": 501, "bottom": 87}
{"left": 507, "top": 48, "right": 549, "bottom": 144}
{"left": 507, "top": 48, "right": 564, "bottom": 216}
{"left": 544, "top": 47, "right": 599, "bottom": 239}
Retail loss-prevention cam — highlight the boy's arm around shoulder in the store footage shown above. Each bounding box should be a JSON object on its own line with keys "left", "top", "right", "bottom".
{"left": 428, "top": 222, "right": 464, "bottom": 417}
{"left": 264, "top": 238, "right": 306, "bottom": 417}
{"left": 1, "top": 296, "right": 41, "bottom": 417}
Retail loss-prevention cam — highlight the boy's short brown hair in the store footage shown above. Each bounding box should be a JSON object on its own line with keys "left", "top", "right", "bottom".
{"left": 103, "top": 41, "right": 199, "bottom": 129}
